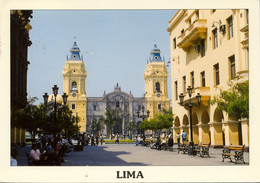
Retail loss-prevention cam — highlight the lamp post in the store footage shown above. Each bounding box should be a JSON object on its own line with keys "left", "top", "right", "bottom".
{"left": 179, "top": 86, "right": 201, "bottom": 155}
{"left": 43, "top": 85, "right": 68, "bottom": 136}
{"left": 137, "top": 105, "right": 150, "bottom": 138}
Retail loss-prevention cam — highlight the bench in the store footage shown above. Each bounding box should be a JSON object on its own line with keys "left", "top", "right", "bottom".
{"left": 161, "top": 143, "right": 174, "bottom": 151}
{"left": 222, "top": 145, "right": 245, "bottom": 164}
{"left": 177, "top": 141, "right": 190, "bottom": 154}
{"left": 142, "top": 141, "right": 150, "bottom": 147}
{"left": 194, "top": 143, "right": 210, "bottom": 158}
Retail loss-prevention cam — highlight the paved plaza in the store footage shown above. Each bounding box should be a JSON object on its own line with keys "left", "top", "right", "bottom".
{"left": 17, "top": 143, "right": 249, "bottom": 166}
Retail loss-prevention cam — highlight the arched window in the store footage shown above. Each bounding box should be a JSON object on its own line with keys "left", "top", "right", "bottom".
{"left": 155, "top": 82, "right": 160, "bottom": 93}
{"left": 72, "top": 81, "right": 77, "bottom": 91}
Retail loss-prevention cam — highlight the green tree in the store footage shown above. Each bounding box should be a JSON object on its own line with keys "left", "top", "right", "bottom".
{"left": 103, "top": 108, "right": 118, "bottom": 139}
{"left": 15, "top": 97, "right": 47, "bottom": 141}
{"left": 56, "top": 105, "right": 80, "bottom": 137}
{"left": 210, "top": 77, "right": 249, "bottom": 120}
{"left": 126, "top": 120, "right": 137, "bottom": 138}
{"left": 91, "top": 116, "right": 104, "bottom": 135}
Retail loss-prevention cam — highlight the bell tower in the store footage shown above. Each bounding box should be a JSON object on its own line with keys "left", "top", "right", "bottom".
{"left": 143, "top": 43, "right": 170, "bottom": 119}
{"left": 63, "top": 41, "right": 87, "bottom": 132}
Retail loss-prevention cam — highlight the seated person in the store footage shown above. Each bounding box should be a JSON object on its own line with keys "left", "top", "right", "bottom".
{"left": 168, "top": 135, "right": 174, "bottom": 147}
{"left": 30, "top": 144, "right": 46, "bottom": 165}
{"left": 135, "top": 136, "right": 141, "bottom": 146}
{"left": 11, "top": 147, "right": 18, "bottom": 166}
{"left": 155, "top": 137, "right": 161, "bottom": 150}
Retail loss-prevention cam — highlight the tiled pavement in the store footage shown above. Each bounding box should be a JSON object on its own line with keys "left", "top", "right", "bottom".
{"left": 16, "top": 143, "right": 249, "bottom": 166}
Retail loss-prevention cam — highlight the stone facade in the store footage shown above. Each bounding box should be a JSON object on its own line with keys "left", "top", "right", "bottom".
{"left": 87, "top": 84, "right": 146, "bottom": 136}
{"left": 168, "top": 10, "right": 249, "bottom": 147}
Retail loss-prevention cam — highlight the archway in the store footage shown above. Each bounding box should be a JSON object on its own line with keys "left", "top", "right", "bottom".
{"left": 182, "top": 114, "right": 189, "bottom": 142}
{"left": 213, "top": 109, "right": 224, "bottom": 146}
{"left": 174, "top": 116, "right": 180, "bottom": 142}
{"left": 201, "top": 110, "right": 210, "bottom": 144}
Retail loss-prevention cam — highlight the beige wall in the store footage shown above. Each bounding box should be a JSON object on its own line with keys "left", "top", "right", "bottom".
{"left": 168, "top": 9, "right": 249, "bottom": 146}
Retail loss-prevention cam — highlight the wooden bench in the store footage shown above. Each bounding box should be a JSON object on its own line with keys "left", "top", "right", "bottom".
{"left": 161, "top": 143, "right": 174, "bottom": 151}
{"left": 177, "top": 141, "right": 190, "bottom": 154}
{"left": 222, "top": 145, "right": 245, "bottom": 164}
{"left": 194, "top": 143, "right": 210, "bottom": 158}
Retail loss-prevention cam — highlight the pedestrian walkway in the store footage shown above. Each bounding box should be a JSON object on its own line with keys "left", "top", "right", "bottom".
{"left": 16, "top": 144, "right": 249, "bottom": 166}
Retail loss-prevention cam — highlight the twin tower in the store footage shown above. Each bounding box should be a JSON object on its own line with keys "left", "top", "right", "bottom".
{"left": 62, "top": 42, "right": 170, "bottom": 132}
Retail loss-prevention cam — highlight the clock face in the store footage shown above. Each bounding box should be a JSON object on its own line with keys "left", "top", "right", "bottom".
{"left": 72, "top": 93, "right": 76, "bottom": 97}
{"left": 157, "top": 94, "right": 161, "bottom": 97}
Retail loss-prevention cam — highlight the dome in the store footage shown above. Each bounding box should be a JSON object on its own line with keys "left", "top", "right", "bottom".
{"left": 47, "top": 94, "right": 63, "bottom": 104}
{"left": 149, "top": 43, "right": 163, "bottom": 62}
{"left": 68, "top": 41, "right": 81, "bottom": 61}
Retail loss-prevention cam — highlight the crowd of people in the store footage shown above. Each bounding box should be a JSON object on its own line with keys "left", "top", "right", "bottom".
{"left": 135, "top": 130, "right": 189, "bottom": 151}
{"left": 135, "top": 132, "right": 174, "bottom": 150}
{"left": 26, "top": 135, "right": 72, "bottom": 166}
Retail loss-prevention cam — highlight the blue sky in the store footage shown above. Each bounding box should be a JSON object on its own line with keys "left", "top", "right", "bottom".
{"left": 28, "top": 10, "right": 177, "bottom": 103}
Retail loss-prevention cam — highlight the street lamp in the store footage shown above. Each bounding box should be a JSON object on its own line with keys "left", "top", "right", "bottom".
{"left": 43, "top": 85, "right": 68, "bottom": 136}
{"left": 179, "top": 86, "right": 201, "bottom": 155}
{"left": 137, "top": 105, "right": 150, "bottom": 138}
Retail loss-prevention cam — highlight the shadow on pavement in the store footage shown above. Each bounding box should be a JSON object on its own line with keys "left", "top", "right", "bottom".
{"left": 64, "top": 145, "right": 148, "bottom": 166}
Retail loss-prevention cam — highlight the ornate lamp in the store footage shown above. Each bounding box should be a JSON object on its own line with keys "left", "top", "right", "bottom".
{"left": 62, "top": 93, "right": 68, "bottom": 105}
{"left": 43, "top": 93, "right": 49, "bottom": 107}
{"left": 196, "top": 93, "right": 201, "bottom": 105}
{"left": 52, "top": 85, "right": 59, "bottom": 97}
{"left": 179, "top": 93, "right": 184, "bottom": 106}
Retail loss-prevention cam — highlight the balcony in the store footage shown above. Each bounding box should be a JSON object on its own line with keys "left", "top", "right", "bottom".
{"left": 177, "top": 19, "right": 207, "bottom": 51}
{"left": 180, "top": 87, "right": 210, "bottom": 109}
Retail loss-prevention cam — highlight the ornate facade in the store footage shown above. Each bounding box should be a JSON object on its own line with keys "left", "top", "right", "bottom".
{"left": 63, "top": 42, "right": 87, "bottom": 132}
{"left": 168, "top": 10, "right": 249, "bottom": 147}
{"left": 87, "top": 84, "right": 146, "bottom": 135}
{"left": 143, "top": 43, "right": 171, "bottom": 119}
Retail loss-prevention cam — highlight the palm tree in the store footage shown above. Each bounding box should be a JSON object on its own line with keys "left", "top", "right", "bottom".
{"left": 103, "top": 108, "right": 118, "bottom": 139}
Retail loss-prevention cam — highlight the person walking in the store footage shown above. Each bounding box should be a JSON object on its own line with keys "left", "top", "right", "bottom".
{"left": 177, "top": 133, "right": 180, "bottom": 146}
{"left": 182, "top": 131, "right": 187, "bottom": 142}
{"left": 96, "top": 135, "right": 99, "bottom": 145}
{"left": 91, "top": 135, "right": 95, "bottom": 146}
{"left": 115, "top": 133, "right": 119, "bottom": 144}
{"left": 100, "top": 134, "right": 104, "bottom": 145}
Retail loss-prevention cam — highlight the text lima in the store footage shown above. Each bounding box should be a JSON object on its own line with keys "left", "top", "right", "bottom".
{"left": 116, "top": 171, "right": 144, "bottom": 179}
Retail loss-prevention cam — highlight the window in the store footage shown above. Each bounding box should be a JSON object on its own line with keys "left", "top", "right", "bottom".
{"left": 201, "top": 71, "right": 205, "bottom": 87}
{"left": 173, "top": 38, "right": 176, "bottom": 50}
{"left": 138, "top": 105, "right": 141, "bottom": 110}
{"left": 183, "top": 76, "right": 186, "bottom": 92}
{"left": 201, "top": 39, "right": 205, "bottom": 57}
{"left": 72, "top": 104, "right": 76, "bottom": 110}
{"left": 227, "top": 16, "right": 233, "bottom": 39}
{"left": 229, "top": 55, "right": 236, "bottom": 79}
{"left": 155, "top": 82, "right": 160, "bottom": 93}
{"left": 190, "top": 72, "right": 194, "bottom": 89}
{"left": 175, "top": 81, "right": 178, "bottom": 100}
{"left": 116, "top": 101, "right": 120, "bottom": 108}
{"left": 158, "top": 104, "right": 161, "bottom": 110}
{"left": 214, "top": 63, "right": 220, "bottom": 85}
{"left": 181, "top": 29, "right": 184, "bottom": 34}
{"left": 212, "top": 9, "right": 216, "bottom": 13}
{"left": 72, "top": 81, "right": 77, "bottom": 91}
{"left": 212, "top": 28, "right": 218, "bottom": 49}
{"left": 93, "top": 105, "right": 96, "bottom": 111}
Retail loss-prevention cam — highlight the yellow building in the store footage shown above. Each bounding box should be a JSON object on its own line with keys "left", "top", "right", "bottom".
{"left": 144, "top": 43, "right": 171, "bottom": 119}
{"left": 168, "top": 10, "right": 249, "bottom": 147}
{"left": 63, "top": 42, "right": 87, "bottom": 132}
